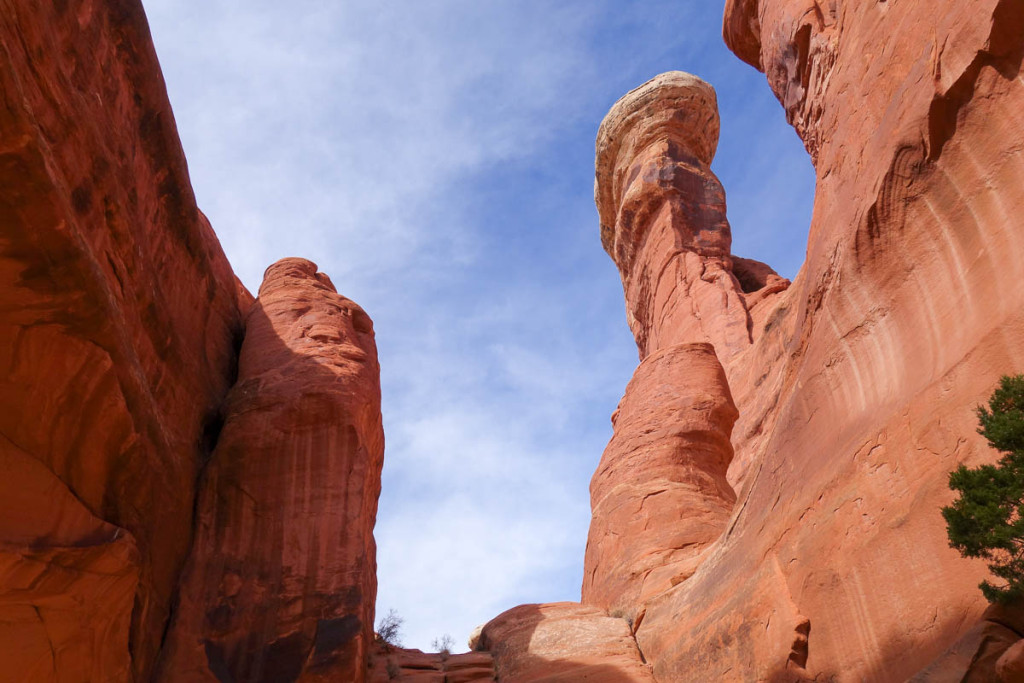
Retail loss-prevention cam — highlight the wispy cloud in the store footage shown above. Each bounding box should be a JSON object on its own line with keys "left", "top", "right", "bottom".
{"left": 144, "top": 0, "right": 815, "bottom": 650}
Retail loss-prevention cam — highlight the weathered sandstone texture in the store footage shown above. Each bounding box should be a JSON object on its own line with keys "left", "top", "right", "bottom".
{"left": 157, "top": 258, "right": 385, "bottom": 682}
{"left": 613, "top": 0, "right": 1024, "bottom": 680}
{"left": 367, "top": 646, "right": 496, "bottom": 682}
{"left": 480, "top": 603, "right": 655, "bottom": 682}
{"left": 582, "top": 342, "right": 738, "bottom": 614}
{"left": 487, "top": 0, "right": 1024, "bottom": 675}
{"left": 0, "top": 2, "right": 246, "bottom": 680}
{"left": 583, "top": 72, "right": 787, "bottom": 624}
{"left": 1, "top": 3, "right": 391, "bottom": 681}
{"left": 594, "top": 72, "right": 776, "bottom": 364}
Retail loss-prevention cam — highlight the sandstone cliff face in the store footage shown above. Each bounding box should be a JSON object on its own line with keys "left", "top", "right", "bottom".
{"left": 0, "top": 2, "right": 245, "bottom": 680}
{"left": 624, "top": 0, "right": 1024, "bottom": 680}
{"left": 1, "top": 4, "right": 388, "bottom": 682}
{"left": 157, "top": 258, "right": 385, "bottom": 683}
{"left": 487, "top": 0, "right": 1024, "bottom": 679}
{"left": 5, "top": 0, "right": 1024, "bottom": 680}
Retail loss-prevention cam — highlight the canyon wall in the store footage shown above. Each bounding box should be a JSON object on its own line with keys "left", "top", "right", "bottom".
{"left": 156, "top": 258, "right": 385, "bottom": 682}
{"left": 581, "top": 0, "right": 1024, "bottom": 681}
{"left": 0, "top": 4, "right": 385, "bottom": 682}
{"left": 487, "top": 0, "right": 1024, "bottom": 680}
{"left": 0, "top": 2, "right": 246, "bottom": 679}
{"left": 4, "top": 0, "right": 1024, "bottom": 680}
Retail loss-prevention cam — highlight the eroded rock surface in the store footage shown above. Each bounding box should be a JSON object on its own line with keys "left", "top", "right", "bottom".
{"left": 595, "top": 71, "right": 766, "bottom": 363}
{"left": 367, "top": 646, "right": 496, "bottom": 682}
{"left": 582, "top": 342, "right": 737, "bottom": 615}
{"left": 0, "top": 2, "right": 245, "bottom": 680}
{"left": 626, "top": 0, "right": 1024, "bottom": 680}
{"left": 486, "top": 0, "right": 1024, "bottom": 677}
{"left": 479, "top": 603, "right": 654, "bottom": 682}
{"left": 157, "top": 258, "right": 385, "bottom": 683}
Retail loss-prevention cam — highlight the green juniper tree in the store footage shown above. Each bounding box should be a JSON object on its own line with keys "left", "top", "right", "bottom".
{"left": 943, "top": 375, "right": 1024, "bottom": 603}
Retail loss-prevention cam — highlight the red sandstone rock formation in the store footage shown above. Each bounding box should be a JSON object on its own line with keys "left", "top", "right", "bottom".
{"left": 5, "top": 0, "right": 1024, "bottom": 680}
{"left": 582, "top": 342, "right": 738, "bottom": 614}
{"left": 480, "top": 603, "right": 655, "bottom": 682}
{"left": 487, "top": 0, "right": 1024, "bottom": 677}
{"left": 594, "top": 72, "right": 763, "bottom": 363}
{"left": 623, "top": 0, "right": 1024, "bottom": 680}
{"left": 1, "top": 4, "right": 388, "bottom": 681}
{"left": 0, "top": 2, "right": 246, "bottom": 680}
{"left": 583, "top": 72, "right": 788, "bottom": 622}
{"left": 157, "top": 258, "right": 385, "bottom": 682}
{"left": 367, "top": 646, "right": 496, "bottom": 682}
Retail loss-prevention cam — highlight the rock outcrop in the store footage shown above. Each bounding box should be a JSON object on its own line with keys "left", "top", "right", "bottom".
{"left": 5, "top": 0, "right": 1024, "bottom": 680}
{"left": 157, "top": 258, "right": 385, "bottom": 682}
{"left": 583, "top": 72, "right": 783, "bottom": 621}
{"left": 480, "top": 603, "right": 655, "bottom": 682}
{"left": 0, "top": 2, "right": 246, "bottom": 680}
{"left": 594, "top": 72, "right": 765, "bottom": 364}
{"left": 0, "top": 5, "right": 388, "bottom": 682}
{"left": 619, "top": 0, "right": 1024, "bottom": 680}
{"left": 368, "top": 646, "right": 496, "bottom": 682}
{"left": 487, "top": 0, "right": 1024, "bottom": 677}
{"left": 582, "top": 342, "right": 738, "bottom": 615}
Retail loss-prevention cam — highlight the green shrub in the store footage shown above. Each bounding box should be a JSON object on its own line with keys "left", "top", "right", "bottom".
{"left": 943, "top": 375, "right": 1024, "bottom": 603}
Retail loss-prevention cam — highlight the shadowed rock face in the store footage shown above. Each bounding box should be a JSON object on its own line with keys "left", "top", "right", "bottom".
{"left": 157, "top": 258, "right": 385, "bottom": 683}
{"left": 0, "top": 2, "right": 246, "bottom": 680}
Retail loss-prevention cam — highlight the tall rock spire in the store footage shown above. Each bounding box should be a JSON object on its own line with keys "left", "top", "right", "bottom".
{"left": 595, "top": 71, "right": 753, "bottom": 362}
{"left": 157, "top": 259, "right": 385, "bottom": 683}
{"left": 582, "top": 72, "right": 742, "bottom": 618}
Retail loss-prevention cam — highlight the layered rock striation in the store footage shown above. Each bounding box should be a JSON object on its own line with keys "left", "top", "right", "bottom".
{"left": 157, "top": 258, "right": 385, "bottom": 682}
{"left": 5, "top": 0, "right": 1024, "bottom": 680}
{"left": 622, "top": 0, "right": 1024, "bottom": 680}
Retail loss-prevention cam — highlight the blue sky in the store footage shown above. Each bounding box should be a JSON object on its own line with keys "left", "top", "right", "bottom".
{"left": 144, "top": 0, "right": 814, "bottom": 651}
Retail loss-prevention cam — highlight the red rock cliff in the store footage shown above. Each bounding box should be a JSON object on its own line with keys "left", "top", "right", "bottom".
{"left": 0, "top": 2, "right": 246, "bottom": 680}
{"left": 156, "top": 257, "right": 384, "bottom": 683}
{"left": 487, "top": 0, "right": 1024, "bottom": 680}
{"left": 620, "top": 0, "right": 1024, "bottom": 680}
{"left": 0, "top": 5, "right": 386, "bottom": 683}
{"left": 4, "top": 0, "right": 1024, "bottom": 680}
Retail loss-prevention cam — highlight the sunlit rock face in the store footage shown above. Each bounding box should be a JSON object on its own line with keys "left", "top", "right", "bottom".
{"left": 623, "top": 0, "right": 1024, "bottom": 680}
{"left": 157, "top": 258, "right": 385, "bottom": 683}
{"left": 594, "top": 71, "right": 754, "bottom": 363}
{"left": 480, "top": 603, "right": 655, "bottom": 682}
{"left": 491, "top": 0, "right": 1024, "bottom": 676}
{"left": 0, "top": 2, "right": 246, "bottom": 680}
{"left": 582, "top": 343, "right": 738, "bottom": 617}
{"left": 583, "top": 70, "right": 773, "bottom": 630}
